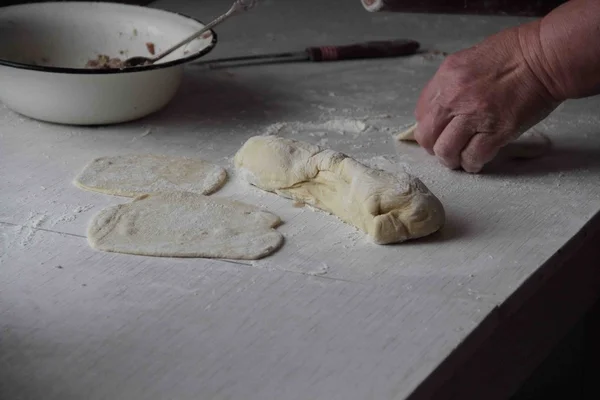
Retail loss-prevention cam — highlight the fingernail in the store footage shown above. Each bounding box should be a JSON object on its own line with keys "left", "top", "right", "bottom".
{"left": 464, "top": 164, "right": 483, "bottom": 173}
{"left": 438, "top": 158, "right": 459, "bottom": 170}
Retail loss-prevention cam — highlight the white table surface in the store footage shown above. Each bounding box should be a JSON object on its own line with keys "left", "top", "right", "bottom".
{"left": 2, "top": 1, "right": 600, "bottom": 399}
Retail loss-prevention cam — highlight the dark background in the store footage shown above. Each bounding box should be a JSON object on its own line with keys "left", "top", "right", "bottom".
{"left": 0, "top": 0, "right": 153, "bottom": 6}
{"left": 365, "top": 0, "right": 568, "bottom": 16}
{"left": 0, "top": 0, "right": 568, "bottom": 16}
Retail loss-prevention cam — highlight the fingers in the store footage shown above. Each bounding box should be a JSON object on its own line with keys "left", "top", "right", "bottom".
{"left": 414, "top": 103, "right": 452, "bottom": 155}
{"left": 416, "top": 109, "right": 504, "bottom": 173}
{"left": 431, "top": 115, "right": 475, "bottom": 169}
{"left": 413, "top": 59, "right": 507, "bottom": 173}
{"left": 460, "top": 132, "right": 503, "bottom": 173}
{"left": 415, "top": 78, "right": 447, "bottom": 155}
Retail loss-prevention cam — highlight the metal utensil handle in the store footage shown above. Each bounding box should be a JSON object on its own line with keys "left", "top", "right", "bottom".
{"left": 306, "top": 39, "right": 420, "bottom": 61}
{"left": 151, "top": 0, "right": 256, "bottom": 63}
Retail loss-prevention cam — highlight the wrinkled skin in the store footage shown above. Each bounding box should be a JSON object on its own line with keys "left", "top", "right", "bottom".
{"left": 414, "top": 27, "right": 557, "bottom": 173}
{"left": 412, "top": 0, "right": 600, "bottom": 173}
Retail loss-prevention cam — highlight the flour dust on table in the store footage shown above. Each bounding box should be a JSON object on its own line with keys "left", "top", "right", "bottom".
{"left": 74, "top": 154, "right": 228, "bottom": 197}
{"left": 234, "top": 135, "right": 445, "bottom": 244}
{"left": 396, "top": 122, "right": 552, "bottom": 160}
{"left": 87, "top": 192, "right": 284, "bottom": 260}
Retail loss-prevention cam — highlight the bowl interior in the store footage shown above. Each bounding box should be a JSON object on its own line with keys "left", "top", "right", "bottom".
{"left": 0, "top": 1, "right": 215, "bottom": 69}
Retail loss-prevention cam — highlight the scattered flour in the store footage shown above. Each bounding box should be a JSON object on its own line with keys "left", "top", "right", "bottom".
{"left": 73, "top": 204, "right": 94, "bottom": 214}
{"left": 319, "top": 119, "right": 367, "bottom": 134}
{"left": 43, "top": 203, "right": 96, "bottom": 225}
{"left": 18, "top": 212, "right": 48, "bottom": 247}
{"left": 263, "top": 122, "right": 287, "bottom": 136}
{"left": 251, "top": 260, "right": 330, "bottom": 277}
{"left": 262, "top": 117, "right": 369, "bottom": 137}
{"left": 317, "top": 138, "right": 329, "bottom": 146}
{"left": 359, "top": 114, "right": 391, "bottom": 121}
{"left": 359, "top": 155, "right": 410, "bottom": 175}
{"left": 131, "top": 128, "right": 153, "bottom": 142}
{"left": 298, "top": 262, "right": 329, "bottom": 276}
{"left": 3, "top": 202, "right": 95, "bottom": 250}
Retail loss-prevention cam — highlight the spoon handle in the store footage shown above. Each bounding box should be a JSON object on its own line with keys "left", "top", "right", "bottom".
{"left": 151, "top": 0, "right": 255, "bottom": 63}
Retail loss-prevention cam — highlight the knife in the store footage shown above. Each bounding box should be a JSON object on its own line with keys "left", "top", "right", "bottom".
{"left": 192, "top": 39, "right": 420, "bottom": 68}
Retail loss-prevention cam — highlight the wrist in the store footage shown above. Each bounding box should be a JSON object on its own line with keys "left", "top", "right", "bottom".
{"left": 515, "top": 20, "right": 566, "bottom": 103}
{"left": 517, "top": 0, "right": 600, "bottom": 101}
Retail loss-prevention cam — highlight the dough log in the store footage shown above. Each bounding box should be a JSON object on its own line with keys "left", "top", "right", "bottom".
{"left": 234, "top": 136, "right": 445, "bottom": 244}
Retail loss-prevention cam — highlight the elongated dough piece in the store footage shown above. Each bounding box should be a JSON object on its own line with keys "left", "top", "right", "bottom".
{"left": 234, "top": 136, "right": 445, "bottom": 244}
{"left": 74, "top": 154, "right": 227, "bottom": 197}
{"left": 88, "top": 192, "right": 284, "bottom": 260}
{"left": 396, "top": 122, "right": 551, "bottom": 160}
{"left": 396, "top": 123, "right": 419, "bottom": 141}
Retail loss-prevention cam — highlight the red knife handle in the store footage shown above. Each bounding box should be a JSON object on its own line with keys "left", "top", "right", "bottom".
{"left": 306, "top": 39, "right": 420, "bottom": 62}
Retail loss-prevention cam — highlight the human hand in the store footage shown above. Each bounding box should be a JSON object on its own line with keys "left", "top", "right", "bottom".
{"left": 414, "top": 26, "right": 559, "bottom": 173}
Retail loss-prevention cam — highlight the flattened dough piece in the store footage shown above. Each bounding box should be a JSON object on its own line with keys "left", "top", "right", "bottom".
{"left": 396, "top": 122, "right": 551, "bottom": 160}
{"left": 74, "top": 154, "right": 227, "bottom": 197}
{"left": 234, "top": 136, "right": 445, "bottom": 244}
{"left": 88, "top": 192, "right": 284, "bottom": 260}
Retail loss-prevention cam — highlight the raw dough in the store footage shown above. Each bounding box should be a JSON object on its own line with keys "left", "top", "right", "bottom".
{"left": 396, "top": 122, "right": 551, "bottom": 160}
{"left": 87, "top": 192, "right": 284, "bottom": 260}
{"left": 396, "top": 123, "right": 419, "bottom": 141}
{"left": 234, "top": 135, "right": 445, "bottom": 244}
{"left": 74, "top": 154, "right": 227, "bottom": 197}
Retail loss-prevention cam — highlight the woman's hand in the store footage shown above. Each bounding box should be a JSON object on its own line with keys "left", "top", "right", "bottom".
{"left": 413, "top": 25, "right": 558, "bottom": 173}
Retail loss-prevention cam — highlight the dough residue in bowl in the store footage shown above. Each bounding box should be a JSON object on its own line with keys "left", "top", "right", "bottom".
{"left": 85, "top": 54, "right": 126, "bottom": 69}
{"left": 146, "top": 42, "right": 155, "bottom": 55}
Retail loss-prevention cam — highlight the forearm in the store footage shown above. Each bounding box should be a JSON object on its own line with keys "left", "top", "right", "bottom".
{"left": 518, "top": 0, "right": 600, "bottom": 101}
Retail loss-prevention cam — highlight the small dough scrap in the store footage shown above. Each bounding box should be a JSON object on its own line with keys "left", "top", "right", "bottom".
{"left": 396, "top": 122, "right": 551, "bottom": 160}
{"left": 87, "top": 192, "right": 284, "bottom": 260}
{"left": 396, "top": 123, "right": 418, "bottom": 141}
{"left": 234, "top": 135, "right": 445, "bottom": 244}
{"left": 74, "top": 154, "right": 227, "bottom": 197}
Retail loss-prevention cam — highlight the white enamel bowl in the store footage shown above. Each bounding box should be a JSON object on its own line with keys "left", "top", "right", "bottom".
{"left": 0, "top": 2, "right": 217, "bottom": 125}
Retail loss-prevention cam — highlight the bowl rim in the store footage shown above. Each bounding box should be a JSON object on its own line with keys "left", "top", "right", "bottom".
{"left": 0, "top": 1, "right": 218, "bottom": 74}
